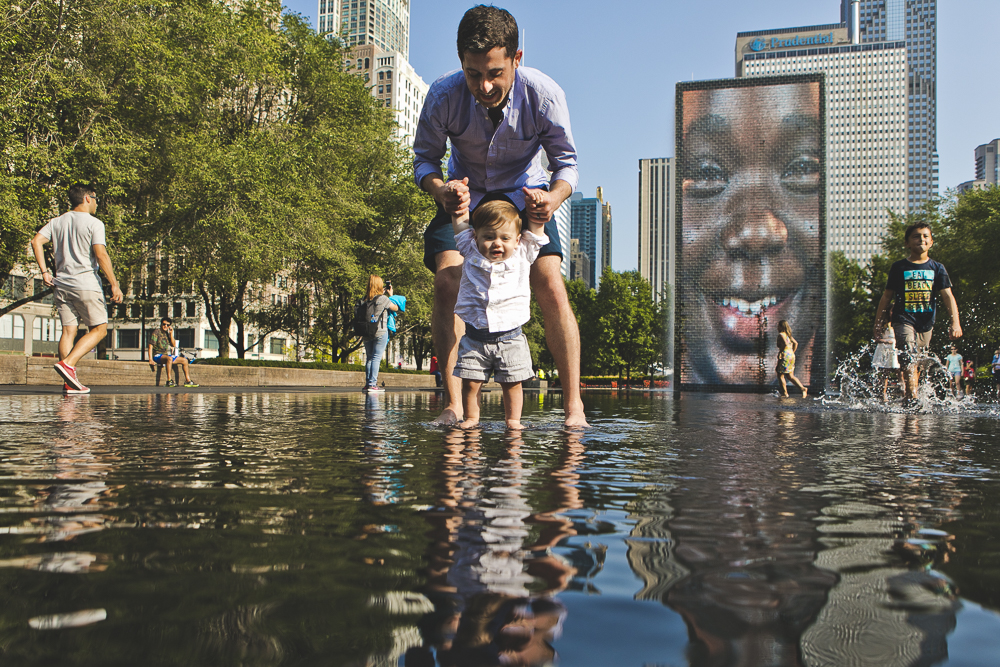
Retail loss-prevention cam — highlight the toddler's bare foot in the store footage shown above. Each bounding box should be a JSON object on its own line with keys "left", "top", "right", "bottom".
{"left": 458, "top": 418, "right": 480, "bottom": 429}
{"left": 506, "top": 420, "right": 524, "bottom": 430}
{"left": 431, "top": 408, "right": 462, "bottom": 426}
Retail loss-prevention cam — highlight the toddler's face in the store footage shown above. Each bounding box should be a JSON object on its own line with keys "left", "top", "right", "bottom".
{"left": 475, "top": 220, "right": 521, "bottom": 263}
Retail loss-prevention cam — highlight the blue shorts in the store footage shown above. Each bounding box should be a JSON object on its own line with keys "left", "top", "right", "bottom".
{"left": 422, "top": 192, "right": 563, "bottom": 273}
{"left": 153, "top": 353, "right": 179, "bottom": 364}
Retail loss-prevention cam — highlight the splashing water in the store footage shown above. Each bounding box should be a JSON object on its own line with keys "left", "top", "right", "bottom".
{"left": 825, "top": 342, "right": 986, "bottom": 414}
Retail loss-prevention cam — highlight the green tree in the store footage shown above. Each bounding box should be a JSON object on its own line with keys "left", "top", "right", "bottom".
{"left": 592, "top": 269, "right": 663, "bottom": 380}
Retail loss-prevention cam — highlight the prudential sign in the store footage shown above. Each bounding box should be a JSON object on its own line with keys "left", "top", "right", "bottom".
{"left": 750, "top": 32, "right": 835, "bottom": 52}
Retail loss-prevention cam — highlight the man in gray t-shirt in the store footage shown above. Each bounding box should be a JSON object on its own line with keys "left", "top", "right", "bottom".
{"left": 30, "top": 183, "right": 123, "bottom": 393}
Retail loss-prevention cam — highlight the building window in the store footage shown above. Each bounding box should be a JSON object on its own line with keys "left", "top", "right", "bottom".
{"left": 173, "top": 302, "right": 182, "bottom": 318}
{"left": 118, "top": 329, "right": 140, "bottom": 349}
{"left": 175, "top": 328, "right": 195, "bottom": 349}
{"left": 32, "top": 317, "right": 60, "bottom": 342}
{"left": 0, "top": 314, "right": 25, "bottom": 339}
{"left": 204, "top": 331, "right": 220, "bottom": 350}
{"left": 269, "top": 338, "right": 286, "bottom": 355}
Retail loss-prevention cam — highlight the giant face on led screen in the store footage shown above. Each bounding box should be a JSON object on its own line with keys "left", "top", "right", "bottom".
{"left": 676, "top": 76, "right": 825, "bottom": 389}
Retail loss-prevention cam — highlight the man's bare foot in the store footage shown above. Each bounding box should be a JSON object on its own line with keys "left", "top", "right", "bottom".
{"left": 459, "top": 418, "right": 480, "bottom": 429}
{"left": 563, "top": 412, "right": 590, "bottom": 428}
{"left": 506, "top": 420, "right": 524, "bottom": 430}
{"left": 431, "top": 408, "right": 462, "bottom": 426}
{"left": 802, "top": 389, "right": 808, "bottom": 398}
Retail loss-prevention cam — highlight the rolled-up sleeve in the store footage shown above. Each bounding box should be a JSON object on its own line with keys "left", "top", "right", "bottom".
{"left": 538, "top": 86, "right": 578, "bottom": 192}
{"left": 413, "top": 88, "right": 448, "bottom": 189}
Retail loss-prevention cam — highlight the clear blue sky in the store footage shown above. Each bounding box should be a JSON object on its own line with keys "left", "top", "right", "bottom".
{"left": 281, "top": 0, "right": 1000, "bottom": 271}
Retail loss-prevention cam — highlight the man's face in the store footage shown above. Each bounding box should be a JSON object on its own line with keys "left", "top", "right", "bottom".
{"left": 85, "top": 193, "right": 98, "bottom": 214}
{"left": 475, "top": 220, "right": 521, "bottom": 262}
{"left": 461, "top": 46, "right": 521, "bottom": 109}
{"left": 680, "top": 82, "right": 822, "bottom": 385}
{"left": 161, "top": 321, "right": 171, "bottom": 331}
{"left": 905, "top": 227, "right": 933, "bottom": 256}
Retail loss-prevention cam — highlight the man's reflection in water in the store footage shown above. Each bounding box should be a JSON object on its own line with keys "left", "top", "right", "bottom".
{"left": 406, "top": 429, "right": 591, "bottom": 666}
{"left": 633, "top": 405, "right": 838, "bottom": 666}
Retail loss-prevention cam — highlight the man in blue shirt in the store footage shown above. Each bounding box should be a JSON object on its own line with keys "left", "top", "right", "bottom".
{"left": 414, "top": 5, "right": 587, "bottom": 427}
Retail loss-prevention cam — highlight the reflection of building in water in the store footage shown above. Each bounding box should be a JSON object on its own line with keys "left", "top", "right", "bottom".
{"left": 626, "top": 491, "right": 688, "bottom": 601}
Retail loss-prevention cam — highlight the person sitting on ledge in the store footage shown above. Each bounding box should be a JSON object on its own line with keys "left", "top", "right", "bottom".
{"left": 148, "top": 318, "right": 198, "bottom": 387}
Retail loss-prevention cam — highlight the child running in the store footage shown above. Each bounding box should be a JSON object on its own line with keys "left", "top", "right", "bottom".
{"left": 945, "top": 345, "right": 963, "bottom": 398}
{"left": 450, "top": 190, "right": 549, "bottom": 429}
{"left": 776, "top": 320, "right": 808, "bottom": 398}
{"left": 872, "top": 322, "right": 901, "bottom": 402}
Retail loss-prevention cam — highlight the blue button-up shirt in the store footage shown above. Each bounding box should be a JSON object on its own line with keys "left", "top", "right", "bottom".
{"left": 413, "top": 66, "right": 578, "bottom": 212}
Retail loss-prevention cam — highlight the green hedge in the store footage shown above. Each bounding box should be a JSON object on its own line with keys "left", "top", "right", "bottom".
{"left": 197, "top": 358, "right": 427, "bottom": 375}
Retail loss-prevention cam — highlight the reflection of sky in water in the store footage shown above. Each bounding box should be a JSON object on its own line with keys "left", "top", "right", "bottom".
{"left": 0, "top": 392, "right": 999, "bottom": 664}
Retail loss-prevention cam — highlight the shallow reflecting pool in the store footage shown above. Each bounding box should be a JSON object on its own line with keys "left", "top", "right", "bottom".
{"left": 2, "top": 390, "right": 1000, "bottom": 666}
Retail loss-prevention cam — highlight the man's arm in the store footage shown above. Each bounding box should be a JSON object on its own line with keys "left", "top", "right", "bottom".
{"left": 873, "top": 289, "right": 895, "bottom": 338}
{"left": 30, "top": 233, "right": 54, "bottom": 287}
{"left": 424, "top": 175, "right": 471, "bottom": 220}
{"left": 939, "top": 287, "right": 962, "bottom": 339}
{"left": 92, "top": 244, "right": 123, "bottom": 303}
{"left": 147, "top": 341, "right": 156, "bottom": 366}
{"left": 522, "top": 181, "right": 572, "bottom": 227}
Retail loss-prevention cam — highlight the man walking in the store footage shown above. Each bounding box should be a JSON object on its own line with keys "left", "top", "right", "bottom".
{"left": 413, "top": 4, "right": 587, "bottom": 426}
{"left": 31, "top": 183, "right": 124, "bottom": 393}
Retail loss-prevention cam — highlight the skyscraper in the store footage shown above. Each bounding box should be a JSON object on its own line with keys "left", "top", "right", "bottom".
{"left": 320, "top": 1, "right": 426, "bottom": 147}
{"left": 844, "top": 0, "right": 938, "bottom": 209}
{"left": 737, "top": 8, "right": 908, "bottom": 263}
{"left": 570, "top": 192, "right": 599, "bottom": 287}
{"left": 597, "top": 186, "right": 612, "bottom": 276}
{"left": 637, "top": 157, "right": 674, "bottom": 303}
{"left": 974, "top": 139, "right": 999, "bottom": 185}
{"left": 319, "top": 0, "right": 410, "bottom": 59}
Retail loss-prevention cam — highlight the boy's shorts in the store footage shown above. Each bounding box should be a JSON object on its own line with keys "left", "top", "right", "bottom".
{"left": 894, "top": 323, "right": 932, "bottom": 368}
{"left": 423, "top": 192, "right": 563, "bottom": 273}
{"left": 453, "top": 328, "right": 534, "bottom": 384}
{"left": 54, "top": 287, "right": 108, "bottom": 328}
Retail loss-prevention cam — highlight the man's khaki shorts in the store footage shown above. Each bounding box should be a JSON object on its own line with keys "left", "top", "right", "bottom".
{"left": 54, "top": 287, "right": 108, "bottom": 328}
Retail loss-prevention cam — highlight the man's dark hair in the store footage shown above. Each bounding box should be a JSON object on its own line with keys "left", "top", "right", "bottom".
{"left": 904, "top": 221, "right": 932, "bottom": 241}
{"left": 457, "top": 5, "right": 518, "bottom": 61}
{"left": 161, "top": 318, "right": 172, "bottom": 326}
{"left": 68, "top": 183, "right": 96, "bottom": 208}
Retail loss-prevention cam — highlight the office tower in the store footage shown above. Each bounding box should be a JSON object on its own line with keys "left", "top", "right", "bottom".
{"left": 319, "top": 0, "right": 409, "bottom": 59}
{"left": 738, "top": 15, "right": 907, "bottom": 263}
{"left": 339, "top": 45, "right": 427, "bottom": 147}
{"left": 570, "top": 192, "right": 599, "bottom": 287}
{"left": 553, "top": 198, "right": 572, "bottom": 279}
{"left": 637, "top": 157, "right": 674, "bottom": 302}
{"left": 844, "top": 0, "right": 937, "bottom": 209}
{"left": 975, "top": 139, "right": 999, "bottom": 186}
{"left": 596, "top": 186, "right": 612, "bottom": 275}
{"left": 569, "top": 239, "right": 591, "bottom": 288}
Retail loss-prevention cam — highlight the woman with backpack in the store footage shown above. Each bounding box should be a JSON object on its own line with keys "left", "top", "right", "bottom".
{"left": 360, "top": 275, "right": 400, "bottom": 392}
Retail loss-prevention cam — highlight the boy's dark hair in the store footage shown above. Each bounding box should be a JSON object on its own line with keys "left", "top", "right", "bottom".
{"left": 68, "top": 183, "right": 96, "bottom": 207}
{"left": 457, "top": 5, "right": 518, "bottom": 61}
{"left": 471, "top": 199, "right": 522, "bottom": 234}
{"left": 904, "top": 221, "right": 932, "bottom": 242}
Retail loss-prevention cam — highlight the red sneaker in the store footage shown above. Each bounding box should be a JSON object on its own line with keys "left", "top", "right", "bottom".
{"left": 54, "top": 361, "right": 84, "bottom": 390}
{"left": 63, "top": 383, "right": 90, "bottom": 395}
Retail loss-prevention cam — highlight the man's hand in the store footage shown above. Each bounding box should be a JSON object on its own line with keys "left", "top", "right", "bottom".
{"left": 41, "top": 271, "right": 54, "bottom": 288}
{"left": 522, "top": 186, "right": 560, "bottom": 224}
{"left": 950, "top": 322, "right": 963, "bottom": 340}
{"left": 110, "top": 284, "right": 123, "bottom": 303}
{"left": 438, "top": 177, "right": 470, "bottom": 216}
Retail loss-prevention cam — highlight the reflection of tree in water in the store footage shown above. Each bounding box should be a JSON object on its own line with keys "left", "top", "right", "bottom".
{"left": 405, "top": 429, "right": 598, "bottom": 666}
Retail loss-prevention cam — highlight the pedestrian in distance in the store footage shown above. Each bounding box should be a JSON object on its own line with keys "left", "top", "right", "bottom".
{"left": 429, "top": 355, "right": 442, "bottom": 387}
{"left": 872, "top": 321, "right": 901, "bottom": 402}
{"left": 147, "top": 318, "right": 198, "bottom": 387}
{"left": 775, "top": 320, "right": 808, "bottom": 398}
{"left": 962, "top": 358, "right": 976, "bottom": 398}
{"left": 873, "top": 222, "right": 962, "bottom": 405}
{"left": 450, "top": 196, "right": 548, "bottom": 430}
{"left": 30, "top": 183, "right": 124, "bottom": 394}
{"left": 945, "top": 345, "right": 963, "bottom": 398}
{"left": 360, "top": 275, "right": 399, "bottom": 393}
{"left": 413, "top": 4, "right": 587, "bottom": 428}
{"left": 992, "top": 348, "right": 1000, "bottom": 400}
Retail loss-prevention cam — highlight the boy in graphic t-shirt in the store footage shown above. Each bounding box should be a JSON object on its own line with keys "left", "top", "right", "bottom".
{"left": 874, "top": 222, "right": 962, "bottom": 403}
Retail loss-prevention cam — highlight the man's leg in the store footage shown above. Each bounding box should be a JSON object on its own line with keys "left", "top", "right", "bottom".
{"left": 432, "top": 250, "right": 465, "bottom": 425}
{"left": 530, "top": 256, "right": 588, "bottom": 427}
{"left": 163, "top": 355, "right": 174, "bottom": 384}
{"left": 177, "top": 357, "right": 193, "bottom": 383}
{"left": 63, "top": 323, "right": 107, "bottom": 367}
{"left": 59, "top": 325, "right": 79, "bottom": 361}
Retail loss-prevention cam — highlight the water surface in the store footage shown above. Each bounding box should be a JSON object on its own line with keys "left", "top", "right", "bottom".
{"left": 2, "top": 390, "right": 999, "bottom": 666}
